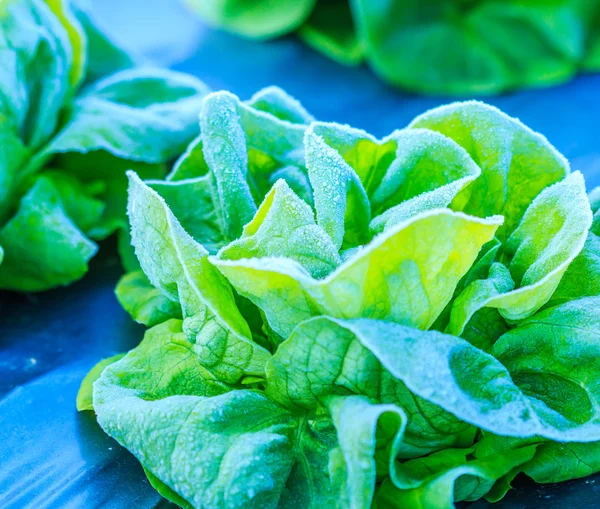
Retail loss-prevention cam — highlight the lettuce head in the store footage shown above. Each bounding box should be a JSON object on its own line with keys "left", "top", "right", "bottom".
{"left": 0, "top": 0, "right": 210, "bottom": 291}
{"left": 79, "top": 87, "right": 600, "bottom": 508}
{"left": 186, "top": 0, "right": 600, "bottom": 95}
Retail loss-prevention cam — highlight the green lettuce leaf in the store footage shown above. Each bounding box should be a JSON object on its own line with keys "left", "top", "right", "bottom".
{"left": 214, "top": 209, "right": 501, "bottom": 338}
{"left": 0, "top": 175, "right": 98, "bottom": 291}
{"left": 218, "top": 179, "right": 341, "bottom": 278}
{"left": 327, "top": 395, "right": 405, "bottom": 509}
{"left": 148, "top": 175, "right": 227, "bottom": 255}
{"left": 305, "top": 125, "right": 371, "bottom": 249}
{"left": 376, "top": 445, "right": 537, "bottom": 508}
{"left": 523, "top": 442, "right": 600, "bottom": 484}
{"left": 44, "top": 67, "right": 209, "bottom": 165}
{"left": 166, "top": 89, "right": 312, "bottom": 249}
{"left": 0, "top": 0, "right": 74, "bottom": 152}
{"left": 115, "top": 270, "right": 182, "bottom": 327}
{"left": 409, "top": 101, "right": 570, "bottom": 239}
{"left": 44, "top": 0, "right": 86, "bottom": 87}
{"left": 298, "top": 1, "right": 362, "bottom": 66}
{"left": 546, "top": 231, "right": 600, "bottom": 308}
{"left": 268, "top": 313, "right": 600, "bottom": 442}
{"left": 475, "top": 434, "right": 600, "bottom": 490}
{"left": 127, "top": 172, "right": 270, "bottom": 383}
{"left": 0, "top": 0, "right": 73, "bottom": 224}
{"left": 183, "top": 0, "right": 316, "bottom": 39}
{"left": 246, "top": 85, "right": 314, "bottom": 124}
{"left": 352, "top": 0, "right": 594, "bottom": 95}
{"left": 92, "top": 322, "right": 407, "bottom": 509}
{"left": 76, "top": 352, "right": 125, "bottom": 411}
{"left": 303, "top": 122, "right": 481, "bottom": 240}
{"left": 446, "top": 171, "right": 592, "bottom": 330}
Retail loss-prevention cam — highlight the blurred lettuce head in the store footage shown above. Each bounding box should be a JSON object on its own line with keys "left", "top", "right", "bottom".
{"left": 185, "top": 0, "right": 600, "bottom": 94}
{"left": 79, "top": 85, "right": 600, "bottom": 508}
{"left": 0, "top": 0, "right": 210, "bottom": 292}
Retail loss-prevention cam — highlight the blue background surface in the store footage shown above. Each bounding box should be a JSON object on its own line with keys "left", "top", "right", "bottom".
{"left": 1, "top": 1, "right": 600, "bottom": 507}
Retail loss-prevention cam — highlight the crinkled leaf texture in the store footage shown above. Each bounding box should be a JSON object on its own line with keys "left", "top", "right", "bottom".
{"left": 0, "top": 0, "right": 210, "bottom": 291}
{"left": 185, "top": 0, "right": 600, "bottom": 94}
{"left": 84, "top": 91, "right": 600, "bottom": 509}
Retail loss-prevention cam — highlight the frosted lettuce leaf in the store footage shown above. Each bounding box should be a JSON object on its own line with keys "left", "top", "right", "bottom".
{"left": 147, "top": 176, "right": 226, "bottom": 254}
{"left": 409, "top": 101, "right": 570, "bottom": 239}
{"left": 326, "top": 395, "right": 406, "bottom": 509}
{"left": 166, "top": 89, "right": 313, "bottom": 246}
{"left": 95, "top": 383, "right": 319, "bottom": 509}
{"left": 447, "top": 171, "right": 591, "bottom": 329}
{"left": 589, "top": 186, "right": 600, "bottom": 214}
{"left": 214, "top": 209, "right": 501, "bottom": 338}
{"left": 491, "top": 298, "right": 600, "bottom": 432}
{"left": 218, "top": 180, "right": 341, "bottom": 278}
{"left": 127, "top": 172, "right": 270, "bottom": 382}
{"left": 246, "top": 85, "right": 314, "bottom": 124}
{"left": 92, "top": 323, "right": 405, "bottom": 509}
{"left": 93, "top": 309, "right": 600, "bottom": 509}
{"left": 204, "top": 91, "right": 308, "bottom": 173}
{"left": 545, "top": 231, "right": 600, "bottom": 308}
{"left": 304, "top": 122, "right": 397, "bottom": 199}
{"left": 168, "top": 86, "right": 312, "bottom": 182}
{"left": 368, "top": 127, "right": 481, "bottom": 213}
{"left": 202, "top": 90, "right": 309, "bottom": 204}
{"left": 305, "top": 126, "right": 371, "bottom": 249}
{"left": 366, "top": 129, "right": 481, "bottom": 233}
{"left": 306, "top": 122, "right": 481, "bottom": 239}
{"left": 267, "top": 317, "right": 473, "bottom": 452}
{"left": 268, "top": 313, "right": 600, "bottom": 442}
{"left": 197, "top": 92, "right": 259, "bottom": 240}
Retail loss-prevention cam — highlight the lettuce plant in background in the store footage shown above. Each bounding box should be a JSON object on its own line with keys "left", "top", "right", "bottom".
{"left": 79, "top": 85, "right": 600, "bottom": 508}
{"left": 185, "top": 0, "right": 600, "bottom": 95}
{"left": 0, "top": 0, "right": 209, "bottom": 291}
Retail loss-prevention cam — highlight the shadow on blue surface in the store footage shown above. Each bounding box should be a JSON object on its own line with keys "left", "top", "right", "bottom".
{"left": 1, "top": 1, "right": 600, "bottom": 507}
{"left": 0, "top": 247, "right": 167, "bottom": 508}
